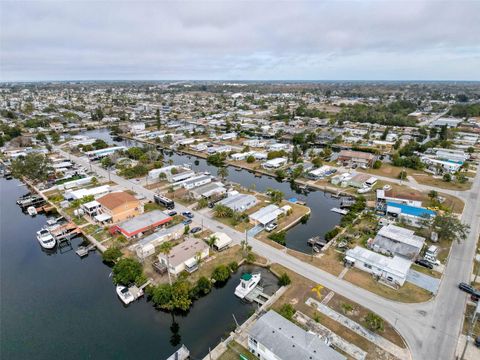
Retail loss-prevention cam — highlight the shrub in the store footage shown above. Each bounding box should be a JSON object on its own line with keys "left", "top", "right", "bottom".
{"left": 246, "top": 155, "right": 255, "bottom": 163}
{"left": 324, "top": 227, "right": 341, "bottom": 241}
{"left": 228, "top": 261, "right": 239, "bottom": 272}
{"left": 211, "top": 265, "right": 231, "bottom": 283}
{"left": 278, "top": 303, "right": 296, "bottom": 320}
{"left": 365, "top": 312, "right": 384, "bottom": 332}
{"left": 194, "top": 276, "right": 212, "bottom": 296}
{"left": 278, "top": 272, "right": 291, "bottom": 286}
{"left": 102, "top": 247, "right": 123, "bottom": 264}
{"left": 372, "top": 160, "right": 382, "bottom": 169}
{"left": 112, "top": 258, "right": 143, "bottom": 286}
{"left": 268, "top": 231, "right": 286, "bottom": 246}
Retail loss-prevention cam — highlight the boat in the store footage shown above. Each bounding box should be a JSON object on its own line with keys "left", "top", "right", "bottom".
{"left": 36, "top": 229, "right": 56, "bottom": 249}
{"left": 27, "top": 206, "right": 37, "bottom": 216}
{"left": 234, "top": 273, "right": 261, "bottom": 299}
{"left": 331, "top": 207, "right": 348, "bottom": 215}
{"left": 312, "top": 246, "right": 321, "bottom": 253}
{"left": 116, "top": 285, "right": 135, "bottom": 305}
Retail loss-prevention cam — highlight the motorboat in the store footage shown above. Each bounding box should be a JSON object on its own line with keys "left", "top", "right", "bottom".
{"left": 27, "top": 206, "right": 37, "bottom": 216}
{"left": 234, "top": 273, "right": 261, "bottom": 299}
{"left": 116, "top": 285, "right": 135, "bottom": 305}
{"left": 36, "top": 229, "right": 56, "bottom": 249}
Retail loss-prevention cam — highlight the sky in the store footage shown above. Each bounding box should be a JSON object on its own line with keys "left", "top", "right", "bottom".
{"left": 1, "top": 0, "right": 479, "bottom": 81}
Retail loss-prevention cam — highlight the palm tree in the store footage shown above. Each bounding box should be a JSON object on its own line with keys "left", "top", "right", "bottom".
{"left": 428, "top": 190, "right": 438, "bottom": 201}
{"left": 205, "top": 235, "right": 218, "bottom": 249}
{"left": 217, "top": 166, "right": 229, "bottom": 181}
{"left": 159, "top": 241, "right": 174, "bottom": 285}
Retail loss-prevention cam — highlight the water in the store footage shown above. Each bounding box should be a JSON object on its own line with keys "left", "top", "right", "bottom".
{"left": 0, "top": 178, "right": 277, "bottom": 359}
{"left": 81, "top": 128, "right": 342, "bottom": 253}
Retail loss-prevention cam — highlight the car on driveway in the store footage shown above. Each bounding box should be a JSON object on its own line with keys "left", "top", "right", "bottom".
{"left": 190, "top": 227, "right": 202, "bottom": 234}
{"left": 182, "top": 219, "right": 192, "bottom": 225}
{"left": 167, "top": 210, "right": 177, "bottom": 217}
{"left": 265, "top": 222, "right": 278, "bottom": 232}
{"left": 415, "top": 259, "right": 433, "bottom": 269}
{"left": 182, "top": 211, "right": 194, "bottom": 218}
{"left": 458, "top": 282, "right": 476, "bottom": 294}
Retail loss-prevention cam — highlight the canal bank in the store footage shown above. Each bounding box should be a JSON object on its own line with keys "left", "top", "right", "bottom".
{"left": 0, "top": 177, "right": 278, "bottom": 359}
{"left": 81, "top": 129, "right": 343, "bottom": 254}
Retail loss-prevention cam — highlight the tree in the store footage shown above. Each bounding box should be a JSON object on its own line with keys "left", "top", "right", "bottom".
{"left": 291, "top": 165, "right": 303, "bottom": 180}
{"left": 443, "top": 173, "right": 452, "bottom": 182}
{"left": 217, "top": 166, "right": 229, "bottom": 180}
{"left": 211, "top": 265, "right": 230, "bottom": 283}
{"left": 196, "top": 198, "right": 208, "bottom": 210}
{"left": 312, "top": 157, "right": 323, "bottom": 168}
{"left": 267, "top": 188, "right": 284, "bottom": 204}
{"left": 92, "top": 139, "right": 108, "bottom": 150}
{"left": 11, "top": 153, "right": 51, "bottom": 182}
{"left": 214, "top": 204, "right": 233, "bottom": 218}
{"left": 102, "top": 247, "right": 123, "bottom": 264}
{"left": 246, "top": 155, "right": 255, "bottom": 163}
{"left": 205, "top": 235, "right": 218, "bottom": 249}
{"left": 278, "top": 273, "right": 291, "bottom": 286}
{"left": 428, "top": 190, "right": 438, "bottom": 201}
{"left": 228, "top": 261, "right": 239, "bottom": 272}
{"left": 372, "top": 160, "right": 382, "bottom": 169}
{"left": 127, "top": 146, "right": 145, "bottom": 160}
{"left": 101, "top": 156, "right": 113, "bottom": 169}
{"left": 430, "top": 212, "right": 469, "bottom": 243}
{"left": 365, "top": 312, "right": 384, "bottom": 332}
{"left": 151, "top": 280, "right": 192, "bottom": 312}
{"left": 274, "top": 169, "right": 287, "bottom": 180}
{"left": 398, "top": 170, "right": 408, "bottom": 180}
{"left": 50, "top": 132, "right": 60, "bottom": 144}
{"left": 112, "top": 258, "right": 143, "bottom": 286}
{"left": 195, "top": 276, "right": 212, "bottom": 296}
{"left": 159, "top": 242, "right": 174, "bottom": 285}
{"left": 156, "top": 109, "right": 161, "bottom": 130}
{"left": 36, "top": 132, "right": 48, "bottom": 143}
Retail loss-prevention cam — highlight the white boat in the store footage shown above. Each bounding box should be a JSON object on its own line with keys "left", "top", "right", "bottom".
{"left": 234, "top": 273, "right": 261, "bottom": 299}
{"left": 27, "top": 206, "right": 37, "bottom": 216}
{"left": 36, "top": 229, "right": 56, "bottom": 249}
{"left": 330, "top": 207, "right": 348, "bottom": 215}
{"left": 116, "top": 285, "right": 135, "bottom": 305}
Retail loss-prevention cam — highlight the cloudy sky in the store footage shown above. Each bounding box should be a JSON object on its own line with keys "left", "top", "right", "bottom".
{"left": 1, "top": 0, "right": 479, "bottom": 81}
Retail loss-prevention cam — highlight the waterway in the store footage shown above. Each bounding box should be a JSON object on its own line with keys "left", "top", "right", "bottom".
{"left": 81, "top": 128, "right": 342, "bottom": 253}
{"left": 0, "top": 177, "right": 278, "bottom": 359}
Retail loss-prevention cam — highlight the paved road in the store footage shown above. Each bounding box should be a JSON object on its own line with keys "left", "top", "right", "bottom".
{"left": 59, "top": 148, "right": 480, "bottom": 360}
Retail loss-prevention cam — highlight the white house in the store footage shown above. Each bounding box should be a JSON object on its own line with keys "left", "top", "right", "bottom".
{"left": 210, "top": 232, "right": 233, "bottom": 251}
{"left": 248, "top": 310, "right": 346, "bottom": 360}
{"left": 134, "top": 223, "right": 184, "bottom": 260}
{"left": 64, "top": 185, "right": 111, "bottom": 201}
{"left": 129, "top": 122, "right": 146, "bottom": 134}
{"left": 158, "top": 238, "right": 209, "bottom": 275}
{"left": 218, "top": 193, "right": 258, "bottom": 212}
{"left": 262, "top": 157, "right": 287, "bottom": 169}
{"left": 369, "top": 224, "right": 425, "bottom": 260}
{"left": 345, "top": 246, "right": 412, "bottom": 286}
{"left": 249, "top": 204, "right": 284, "bottom": 226}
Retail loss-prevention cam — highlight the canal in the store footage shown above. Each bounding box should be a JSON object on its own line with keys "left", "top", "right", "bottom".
{"left": 81, "top": 128, "right": 342, "bottom": 253}
{"left": 0, "top": 177, "right": 278, "bottom": 359}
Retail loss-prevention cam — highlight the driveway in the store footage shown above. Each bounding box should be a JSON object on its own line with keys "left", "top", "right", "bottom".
{"left": 406, "top": 269, "right": 441, "bottom": 294}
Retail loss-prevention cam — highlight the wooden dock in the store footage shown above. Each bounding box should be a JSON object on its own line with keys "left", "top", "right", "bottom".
{"left": 75, "top": 244, "right": 96, "bottom": 257}
{"left": 245, "top": 285, "right": 271, "bottom": 306}
{"left": 166, "top": 344, "right": 190, "bottom": 360}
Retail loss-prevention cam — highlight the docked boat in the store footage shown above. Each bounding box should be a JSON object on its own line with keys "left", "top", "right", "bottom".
{"left": 116, "top": 285, "right": 135, "bottom": 305}
{"left": 234, "top": 273, "right": 261, "bottom": 299}
{"left": 36, "top": 229, "right": 56, "bottom": 249}
{"left": 27, "top": 206, "right": 37, "bottom": 216}
{"left": 330, "top": 207, "right": 348, "bottom": 215}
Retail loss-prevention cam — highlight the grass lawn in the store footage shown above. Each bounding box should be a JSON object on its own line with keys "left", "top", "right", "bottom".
{"left": 343, "top": 268, "right": 433, "bottom": 303}
{"left": 144, "top": 201, "right": 164, "bottom": 212}
{"left": 411, "top": 173, "right": 472, "bottom": 191}
{"left": 462, "top": 304, "right": 480, "bottom": 337}
{"left": 286, "top": 247, "right": 345, "bottom": 277}
{"left": 411, "top": 264, "right": 442, "bottom": 279}
{"left": 359, "top": 164, "right": 415, "bottom": 179}
{"left": 218, "top": 341, "right": 256, "bottom": 360}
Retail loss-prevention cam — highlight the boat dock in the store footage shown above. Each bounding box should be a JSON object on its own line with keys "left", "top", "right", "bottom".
{"left": 166, "top": 344, "right": 190, "bottom": 360}
{"left": 244, "top": 285, "right": 271, "bottom": 306}
{"left": 51, "top": 223, "right": 81, "bottom": 242}
{"left": 307, "top": 236, "right": 328, "bottom": 248}
{"left": 75, "top": 244, "right": 96, "bottom": 257}
{"left": 331, "top": 207, "right": 348, "bottom": 215}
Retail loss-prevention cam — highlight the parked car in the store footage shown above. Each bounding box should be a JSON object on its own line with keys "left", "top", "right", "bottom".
{"left": 357, "top": 186, "right": 372, "bottom": 194}
{"left": 458, "top": 282, "right": 476, "bottom": 294}
{"left": 424, "top": 255, "right": 440, "bottom": 266}
{"left": 265, "top": 222, "right": 278, "bottom": 232}
{"left": 182, "top": 211, "right": 194, "bottom": 218}
{"left": 475, "top": 336, "right": 480, "bottom": 348}
{"left": 167, "top": 210, "right": 177, "bottom": 217}
{"left": 415, "top": 259, "right": 433, "bottom": 269}
{"left": 190, "top": 227, "right": 202, "bottom": 234}
{"left": 182, "top": 219, "right": 192, "bottom": 225}
{"left": 471, "top": 292, "right": 480, "bottom": 302}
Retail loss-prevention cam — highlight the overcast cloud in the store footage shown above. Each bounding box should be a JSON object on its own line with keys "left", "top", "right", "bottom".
{"left": 1, "top": 0, "right": 479, "bottom": 81}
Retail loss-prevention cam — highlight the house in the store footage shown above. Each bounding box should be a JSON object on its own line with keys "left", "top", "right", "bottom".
{"left": 64, "top": 185, "right": 111, "bottom": 201}
{"left": 129, "top": 122, "right": 146, "bottom": 134}
{"left": 420, "top": 157, "right": 462, "bottom": 174}
{"left": 346, "top": 173, "right": 372, "bottom": 188}
{"left": 97, "top": 191, "right": 141, "bottom": 223}
{"left": 210, "top": 232, "right": 233, "bottom": 251}
{"left": 338, "top": 150, "right": 376, "bottom": 167}
{"left": 134, "top": 223, "right": 184, "bottom": 259}
{"left": 376, "top": 189, "right": 423, "bottom": 209}
{"left": 248, "top": 310, "right": 346, "bottom": 360}
{"left": 249, "top": 204, "right": 284, "bottom": 226}
{"left": 430, "top": 118, "right": 462, "bottom": 128}
{"left": 218, "top": 193, "right": 258, "bottom": 212}
{"left": 218, "top": 132, "right": 237, "bottom": 141}
{"left": 81, "top": 200, "right": 102, "bottom": 218}
{"left": 85, "top": 146, "right": 126, "bottom": 160}
{"left": 345, "top": 246, "right": 412, "bottom": 286}
{"left": 158, "top": 238, "right": 209, "bottom": 275}
{"left": 181, "top": 174, "right": 212, "bottom": 190}
{"left": 385, "top": 202, "right": 436, "bottom": 228}
{"left": 189, "top": 182, "right": 226, "bottom": 200}
{"left": 109, "top": 210, "right": 172, "bottom": 239}
{"left": 368, "top": 224, "right": 425, "bottom": 260}
{"left": 262, "top": 157, "right": 287, "bottom": 169}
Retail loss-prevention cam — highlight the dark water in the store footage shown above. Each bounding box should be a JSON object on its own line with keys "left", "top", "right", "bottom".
{"left": 81, "top": 128, "right": 342, "bottom": 253}
{"left": 0, "top": 178, "right": 277, "bottom": 360}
